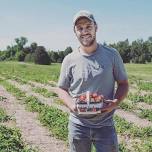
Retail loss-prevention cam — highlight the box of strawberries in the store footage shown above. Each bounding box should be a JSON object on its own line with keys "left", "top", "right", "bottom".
{"left": 76, "top": 91, "right": 104, "bottom": 114}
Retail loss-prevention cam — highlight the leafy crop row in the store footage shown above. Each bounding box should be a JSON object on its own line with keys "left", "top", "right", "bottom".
{"left": 0, "top": 125, "right": 38, "bottom": 152}
{"left": 119, "top": 100, "right": 152, "bottom": 121}
{"left": 32, "top": 87, "right": 57, "bottom": 98}
{"left": 1, "top": 79, "right": 152, "bottom": 151}
{"left": 128, "top": 93, "right": 152, "bottom": 104}
{"left": 0, "top": 107, "right": 11, "bottom": 122}
{"left": 0, "top": 97, "right": 37, "bottom": 152}
{"left": 137, "top": 81, "right": 152, "bottom": 91}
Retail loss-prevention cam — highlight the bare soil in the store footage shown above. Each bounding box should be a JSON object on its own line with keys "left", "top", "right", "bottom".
{"left": 0, "top": 85, "right": 68, "bottom": 152}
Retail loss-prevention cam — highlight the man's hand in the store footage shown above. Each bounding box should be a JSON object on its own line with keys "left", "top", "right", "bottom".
{"left": 101, "top": 99, "right": 119, "bottom": 113}
{"left": 69, "top": 102, "right": 77, "bottom": 113}
{"left": 101, "top": 80, "right": 129, "bottom": 113}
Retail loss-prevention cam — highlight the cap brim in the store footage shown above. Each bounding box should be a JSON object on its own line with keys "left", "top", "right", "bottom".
{"left": 74, "top": 16, "right": 94, "bottom": 26}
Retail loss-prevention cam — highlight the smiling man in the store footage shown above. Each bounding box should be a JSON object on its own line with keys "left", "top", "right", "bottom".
{"left": 56, "top": 10, "right": 129, "bottom": 152}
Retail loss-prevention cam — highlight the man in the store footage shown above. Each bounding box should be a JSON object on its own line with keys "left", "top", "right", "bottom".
{"left": 57, "top": 10, "right": 129, "bottom": 152}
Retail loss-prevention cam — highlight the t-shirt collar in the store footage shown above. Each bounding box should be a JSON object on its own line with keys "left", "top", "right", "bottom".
{"left": 78, "top": 43, "right": 100, "bottom": 56}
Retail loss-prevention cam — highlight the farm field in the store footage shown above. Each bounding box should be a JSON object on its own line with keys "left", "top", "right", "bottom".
{"left": 0, "top": 61, "right": 152, "bottom": 152}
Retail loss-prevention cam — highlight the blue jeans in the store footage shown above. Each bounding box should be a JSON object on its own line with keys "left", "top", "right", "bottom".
{"left": 68, "top": 121, "right": 118, "bottom": 152}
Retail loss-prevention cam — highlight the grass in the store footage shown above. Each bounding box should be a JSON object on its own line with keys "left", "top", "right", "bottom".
{"left": 0, "top": 61, "right": 60, "bottom": 83}
{"left": 125, "top": 63, "right": 152, "bottom": 81}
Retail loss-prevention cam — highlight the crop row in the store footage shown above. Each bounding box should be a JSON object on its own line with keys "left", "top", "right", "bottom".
{"left": 0, "top": 78, "right": 152, "bottom": 151}
{"left": 128, "top": 93, "right": 152, "bottom": 105}
{"left": 33, "top": 85, "right": 152, "bottom": 122}
{"left": 21, "top": 80, "right": 152, "bottom": 123}
{"left": 137, "top": 81, "right": 152, "bottom": 91}
{"left": 0, "top": 107, "right": 11, "bottom": 123}
{"left": 32, "top": 87, "right": 58, "bottom": 98}
{"left": 119, "top": 100, "right": 152, "bottom": 121}
{"left": 0, "top": 106, "right": 37, "bottom": 152}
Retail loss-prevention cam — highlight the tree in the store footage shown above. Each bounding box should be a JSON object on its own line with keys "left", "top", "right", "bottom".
{"left": 23, "top": 46, "right": 31, "bottom": 54}
{"left": 130, "top": 39, "right": 146, "bottom": 63}
{"left": 115, "top": 39, "right": 131, "bottom": 63}
{"left": 34, "top": 46, "right": 51, "bottom": 65}
{"left": 15, "top": 37, "right": 28, "bottom": 51}
{"left": 15, "top": 51, "right": 26, "bottom": 61}
{"left": 63, "top": 46, "right": 73, "bottom": 56}
{"left": 30, "top": 42, "right": 37, "bottom": 53}
{"left": 49, "top": 51, "right": 59, "bottom": 63}
{"left": 24, "top": 53, "right": 35, "bottom": 62}
{"left": 58, "top": 51, "right": 65, "bottom": 63}
{"left": 148, "top": 36, "right": 152, "bottom": 43}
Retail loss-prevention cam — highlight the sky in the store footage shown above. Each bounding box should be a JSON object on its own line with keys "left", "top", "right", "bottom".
{"left": 0, "top": 0, "right": 152, "bottom": 51}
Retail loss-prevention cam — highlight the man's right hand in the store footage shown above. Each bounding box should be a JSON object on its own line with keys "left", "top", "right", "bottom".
{"left": 69, "top": 102, "right": 77, "bottom": 113}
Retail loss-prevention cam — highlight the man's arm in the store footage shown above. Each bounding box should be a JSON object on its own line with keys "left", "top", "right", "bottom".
{"left": 114, "top": 80, "right": 129, "bottom": 104}
{"left": 56, "top": 87, "right": 76, "bottom": 112}
{"left": 101, "top": 80, "right": 129, "bottom": 112}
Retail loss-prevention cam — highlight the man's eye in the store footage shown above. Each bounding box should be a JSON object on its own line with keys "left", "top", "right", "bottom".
{"left": 77, "top": 27, "right": 83, "bottom": 31}
{"left": 86, "top": 26, "right": 92, "bottom": 29}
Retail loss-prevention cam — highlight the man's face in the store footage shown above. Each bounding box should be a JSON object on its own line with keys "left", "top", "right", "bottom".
{"left": 74, "top": 17, "right": 97, "bottom": 47}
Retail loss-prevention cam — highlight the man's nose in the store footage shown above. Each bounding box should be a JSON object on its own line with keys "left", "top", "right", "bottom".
{"left": 81, "top": 28, "right": 89, "bottom": 34}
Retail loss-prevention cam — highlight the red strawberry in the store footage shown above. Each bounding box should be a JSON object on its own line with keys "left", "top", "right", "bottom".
{"left": 79, "top": 95, "right": 86, "bottom": 102}
{"left": 95, "top": 95, "right": 104, "bottom": 102}
{"left": 92, "top": 93, "right": 98, "bottom": 98}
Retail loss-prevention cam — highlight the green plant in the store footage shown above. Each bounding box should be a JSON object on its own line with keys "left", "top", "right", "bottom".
{"left": 0, "top": 125, "right": 37, "bottom": 152}
{"left": 0, "top": 108, "right": 11, "bottom": 122}
{"left": 0, "top": 96, "right": 7, "bottom": 102}
{"left": 32, "top": 87, "right": 58, "bottom": 98}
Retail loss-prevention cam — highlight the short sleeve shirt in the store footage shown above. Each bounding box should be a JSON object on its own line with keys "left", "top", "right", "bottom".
{"left": 57, "top": 44, "right": 128, "bottom": 128}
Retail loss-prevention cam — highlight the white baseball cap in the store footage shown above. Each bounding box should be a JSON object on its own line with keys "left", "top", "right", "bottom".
{"left": 73, "top": 10, "right": 96, "bottom": 27}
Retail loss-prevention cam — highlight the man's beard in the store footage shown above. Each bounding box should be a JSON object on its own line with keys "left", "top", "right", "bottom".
{"left": 78, "top": 34, "right": 96, "bottom": 47}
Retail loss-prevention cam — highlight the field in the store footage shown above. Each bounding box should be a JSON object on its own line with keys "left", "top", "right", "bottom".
{"left": 0, "top": 61, "right": 152, "bottom": 152}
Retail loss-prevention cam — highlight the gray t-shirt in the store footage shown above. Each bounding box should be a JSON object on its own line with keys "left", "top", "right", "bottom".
{"left": 57, "top": 44, "right": 128, "bottom": 128}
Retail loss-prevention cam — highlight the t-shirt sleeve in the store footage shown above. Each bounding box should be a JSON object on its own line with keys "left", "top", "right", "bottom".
{"left": 113, "top": 50, "right": 128, "bottom": 81}
{"left": 57, "top": 56, "right": 71, "bottom": 90}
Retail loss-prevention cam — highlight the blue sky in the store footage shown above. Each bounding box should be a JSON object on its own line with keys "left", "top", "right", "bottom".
{"left": 0, "top": 0, "right": 152, "bottom": 51}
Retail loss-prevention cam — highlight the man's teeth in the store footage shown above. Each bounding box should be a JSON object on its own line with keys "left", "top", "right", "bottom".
{"left": 82, "top": 36, "right": 91, "bottom": 39}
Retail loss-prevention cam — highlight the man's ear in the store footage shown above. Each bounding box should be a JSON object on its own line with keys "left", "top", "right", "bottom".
{"left": 74, "top": 26, "right": 76, "bottom": 33}
{"left": 95, "top": 24, "right": 98, "bottom": 32}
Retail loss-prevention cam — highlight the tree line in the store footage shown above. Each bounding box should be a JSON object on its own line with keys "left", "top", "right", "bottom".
{"left": 108, "top": 37, "right": 152, "bottom": 63}
{"left": 0, "top": 36, "right": 152, "bottom": 64}
{"left": 0, "top": 37, "right": 73, "bottom": 65}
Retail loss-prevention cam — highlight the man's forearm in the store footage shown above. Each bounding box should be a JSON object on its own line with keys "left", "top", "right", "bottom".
{"left": 56, "top": 87, "right": 75, "bottom": 111}
{"left": 114, "top": 80, "right": 129, "bottom": 105}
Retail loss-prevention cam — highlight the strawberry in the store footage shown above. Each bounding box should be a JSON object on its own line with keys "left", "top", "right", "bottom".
{"left": 92, "top": 93, "right": 98, "bottom": 98}
{"left": 95, "top": 95, "right": 104, "bottom": 102}
{"left": 79, "top": 95, "right": 86, "bottom": 102}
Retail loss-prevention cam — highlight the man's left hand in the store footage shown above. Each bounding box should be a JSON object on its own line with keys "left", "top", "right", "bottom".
{"left": 101, "top": 99, "right": 119, "bottom": 113}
